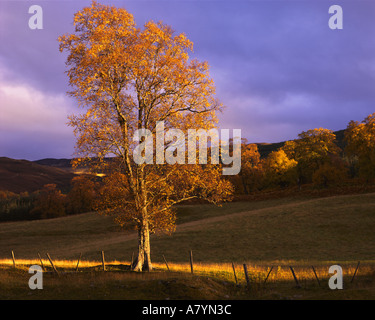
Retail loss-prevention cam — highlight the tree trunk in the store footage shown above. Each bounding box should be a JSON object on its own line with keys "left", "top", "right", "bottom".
{"left": 132, "top": 218, "right": 152, "bottom": 272}
{"left": 241, "top": 177, "right": 248, "bottom": 195}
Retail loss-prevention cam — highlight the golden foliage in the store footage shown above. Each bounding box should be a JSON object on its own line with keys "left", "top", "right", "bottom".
{"left": 59, "top": 1, "right": 232, "bottom": 270}
{"left": 282, "top": 128, "right": 342, "bottom": 184}
{"left": 312, "top": 160, "right": 348, "bottom": 187}
{"left": 66, "top": 175, "right": 96, "bottom": 214}
{"left": 239, "top": 143, "right": 263, "bottom": 193}
{"left": 262, "top": 149, "right": 298, "bottom": 188}
{"left": 345, "top": 113, "right": 375, "bottom": 180}
{"left": 0, "top": 190, "right": 17, "bottom": 200}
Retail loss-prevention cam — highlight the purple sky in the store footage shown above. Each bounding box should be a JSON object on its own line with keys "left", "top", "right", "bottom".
{"left": 1, "top": 0, "right": 375, "bottom": 160}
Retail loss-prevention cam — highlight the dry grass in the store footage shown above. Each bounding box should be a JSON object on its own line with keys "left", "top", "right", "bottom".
{"left": 1, "top": 193, "right": 375, "bottom": 264}
{"left": 1, "top": 258, "right": 372, "bottom": 285}
{"left": 1, "top": 259, "right": 375, "bottom": 300}
{"left": 1, "top": 192, "right": 375, "bottom": 299}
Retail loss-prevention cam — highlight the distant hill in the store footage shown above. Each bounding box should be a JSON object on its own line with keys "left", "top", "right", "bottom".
{"left": 34, "top": 158, "right": 73, "bottom": 170}
{"left": 0, "top": 157, "right": 76, "bottom": 194}
{"left": 0, "top": 130, "right": 346, "bottom": 194}
{"left": 256, "top": 141, "right": 286, "bottom": 158}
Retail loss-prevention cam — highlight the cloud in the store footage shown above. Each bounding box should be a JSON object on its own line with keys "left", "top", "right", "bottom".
{"left": 0, "top": 85, "right": 70, "bottom": 132}
{"left": 1, "top": 0, "right": 375, "bottom": 158}
{"left": 0, "top": 64, "right": 75, "bottom": 160}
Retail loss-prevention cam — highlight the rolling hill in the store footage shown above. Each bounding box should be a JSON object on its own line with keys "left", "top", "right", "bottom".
{"left": 33, "top": 158, "right": 74, "bottom": 170}
{"left": 0, "top": 129, "right": 346, "bottom": 194}
{"left": 0, "top": 157, "right": 76, "bottom": 194}
{"left": 1, "top": 192, "right": 373, "bottom": 262}
{"left": 1, "top": 185, "right": 374, "bottom": 300}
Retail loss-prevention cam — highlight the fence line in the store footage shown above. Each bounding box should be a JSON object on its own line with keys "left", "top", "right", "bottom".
{"left": 2, "top": 251, "right": 367, "bottom": 290}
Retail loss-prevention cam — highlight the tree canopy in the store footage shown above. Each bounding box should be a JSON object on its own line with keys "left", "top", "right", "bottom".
{"left": 59, "top": 1, "right": 233, "bottom": 271}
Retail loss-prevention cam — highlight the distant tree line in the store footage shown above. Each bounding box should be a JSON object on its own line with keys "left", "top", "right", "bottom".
{"left": 229, "top": 112, "right": 375, "bottom": 194}
{"left": 0, "top": 175, "right": 96, "bottom": 222}
{"left": 0, "top": 191, "right": 36, "bottom": 221}
{"left": 1, "top": 112, "right": 374, "bottom": 222}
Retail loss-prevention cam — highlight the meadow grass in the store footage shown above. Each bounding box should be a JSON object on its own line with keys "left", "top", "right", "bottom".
{"left": 0, "top": 258, "right": 374, "bottom": 300}
{"left": 1, "top": 192, "right": 375, "bottom": 263}
{"left": 1, "top": 192, "right": 375, "bottom": 299}
{"left": 0, "top": 258, "right": 373, "bottom": 285}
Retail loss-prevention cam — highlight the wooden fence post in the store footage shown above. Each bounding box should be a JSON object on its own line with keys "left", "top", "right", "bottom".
{"left": 46, "top": 253, "right": 59, "bottom": 276}
{"left": 101, "top": 251, "right": 106, "bottom": 271}
{"left": 76, "top": 253, "right": 82, "bottom": 272}
{"left": 232, "top": 262, "right": 238, "bottom": 285}
{"left": 264, "top": 266, "right": 274, "bottom": 285}
{"left": 38, "top": 253, "right": 45, "bottom": 271}
{"left": 243, "top": 264, "right": 250, "bottom": 289}
{"left": 162, "top": 255, "right": 170, "bottom": 272}
{"left": 311, "top": 266, "right": 321, "bottom": 287}
{"left": 11, "top": 251, "right": 16, "bottom": 269}
{"left": 289, "top": 266, "right": 301, "bottom": 288}
{"left": 351, "top": 261, "right": 360, "bottom": 283}
{"left": 189, "top": 250, "right": 194, "bottom": 274}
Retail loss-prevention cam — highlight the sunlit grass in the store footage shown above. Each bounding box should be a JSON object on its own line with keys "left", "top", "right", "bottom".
{"left": 1, "top": 258, "right": 373, "bottom": 286}
{"left": 154, "top": 261, "right": 375, "bottom": 284}
{"left": 0, "top": 258, "right": 121, "bottom": 270}
{"left": 1, "top": 258, "right": 374, "bottom": 300}
{"left": 2, "top": 193, "right": 375, "bottom": 264}
{"left": 1, "top": 193, "right": 375, "bottom": 299}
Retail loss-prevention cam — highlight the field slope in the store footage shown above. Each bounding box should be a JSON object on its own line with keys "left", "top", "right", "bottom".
{"left": 0, "top": 157, "right": 75, "bottom": 193}
{"left": 1, "top": 192, "right": 374, "bottom": 265}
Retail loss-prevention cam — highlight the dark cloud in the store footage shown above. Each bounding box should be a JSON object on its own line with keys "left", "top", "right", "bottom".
{"left": 1, "top": 0, "right": 375, "bottom": 159}
{"left": 0, "top": 129, "right": 74, "bottom": 161}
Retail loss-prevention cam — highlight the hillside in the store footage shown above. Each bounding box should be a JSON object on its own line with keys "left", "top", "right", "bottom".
{"left": 1, "top": 190, "right": 374, "bottom": 299}
{"left": 0, "top": 157, "right": 76, "bottom": 194}
{"left": 1, "top": 192, "right": 374, "bottom": 262}
{"left": 32, "top": 130, "right": 347, "bottom": 168}
{"left": 0, "top": 129, "right": 346, "bottom": 194}
{"left": 33, "top": 158, "right": 74, "bottom": 170}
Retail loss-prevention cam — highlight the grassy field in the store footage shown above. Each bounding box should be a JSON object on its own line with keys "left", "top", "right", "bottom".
{"left": 1, "top": 258, "right": 375, "bottom": 300}
{"left": 1, "top": 192, "right": 375, "bottom": 299}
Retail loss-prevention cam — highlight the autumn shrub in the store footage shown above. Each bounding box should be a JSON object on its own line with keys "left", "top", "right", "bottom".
{"left": 66, "top": 175, "right": 96, "bottom": 214}
{"left": 345, "top": 113, "right": 375, "bottom": 181}
{"left": 312, "top": 161, "right": 348, "bottom": 188}
{"left": 0, "top": 190, "right": 17, "bottom": 199}
{"left": 282, "top": 128, "right": 342, "bottom": 185}
{"left": 238, "top": 143, "right": 264, "bottom": 193}
{"left": 30, "top": 184, "right": 67, "bottom": 219}
{"left": 0, "top": 191, "right": 36, "bottom": 221}
{"left": 262, "top": 149, "right": 298, "bottom": 188}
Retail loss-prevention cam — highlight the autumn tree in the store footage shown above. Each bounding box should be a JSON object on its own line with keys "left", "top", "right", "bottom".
{"left": 262, "top": 149, "right": 298, "bottom": 188}
{"left": 66, "top": 175, "right": 96, "bottom": 214}
{"left": 239, "top": 142, "right": 264, "bottom": 193}
{"left": 312, "top": 159, "right": 347, "bottom": 187}
{"left": 345, "top": 113, "right": 375, "bottom": 181}
{"left": 59, "top": 1, "right": 233, "bottom": 271}
{"left": 282, "top": 128, "right": 343, "bottom": 185}
{"left": 30, "top": 184, "right": 66, "bottom": 219}
{"left": 0, "top": 190, "right": 16, "bottom": 200}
